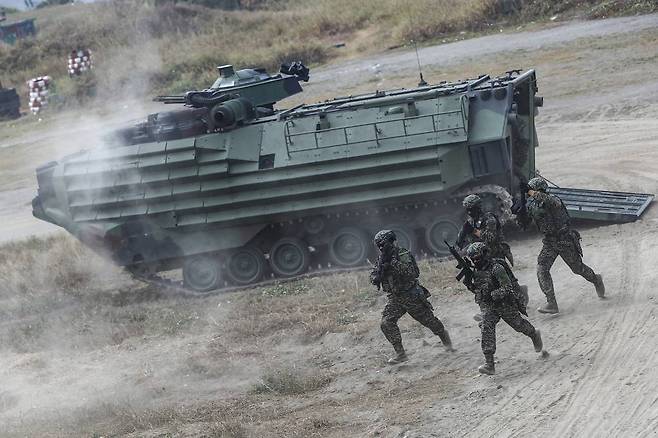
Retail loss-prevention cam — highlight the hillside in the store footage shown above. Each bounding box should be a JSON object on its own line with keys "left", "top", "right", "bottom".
{"left": 0, "top": 0, "right": 655, "bottom": 108}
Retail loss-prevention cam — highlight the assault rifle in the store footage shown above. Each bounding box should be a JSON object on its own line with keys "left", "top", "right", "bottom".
{"left": 371, "top": 245, "right": 397, "bottom": 291}
{"left": 444, "top": 240, "right": 474, "bottom": 289}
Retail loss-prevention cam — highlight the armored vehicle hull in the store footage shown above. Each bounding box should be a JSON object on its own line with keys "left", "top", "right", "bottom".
{"left": 33, "top": 68, "right": 543, "bottom": 291}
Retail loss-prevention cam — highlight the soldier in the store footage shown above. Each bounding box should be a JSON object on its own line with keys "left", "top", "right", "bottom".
{"left": 465, "top": 242, "right": 544, "bottom": 375}
{"left": 458, "top": 194, "right": 526, "bottom": 321}
{"left": 370, "top": 229, "right": 455, "bottom": 364}
{"left": 457, "top": 193, "right": 514, "bottom": 265}
{"left": 518, "top": 177, "right": 605, "bottom": 314}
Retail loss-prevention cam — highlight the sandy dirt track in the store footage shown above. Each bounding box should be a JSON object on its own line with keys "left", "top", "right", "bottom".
{"left": 1, "top": 13, "right": 658, "bottom": 438}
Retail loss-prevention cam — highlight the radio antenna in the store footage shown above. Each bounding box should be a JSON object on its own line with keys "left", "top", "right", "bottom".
{"left": 412, "top": 40, "right": 428, "bottom": 87}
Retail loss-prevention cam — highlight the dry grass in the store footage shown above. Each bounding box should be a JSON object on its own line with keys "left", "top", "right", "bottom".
{"left": 0, "top": 234, "right": 210, "bottom": 353}
{"left": 4, "top": 0, "right": 651, "bottom": 106}
{"left": 252, "top": 366, "right": 332, "bottom": 395}
{"left": 57, "top": 384, "right": 335, "bottom": 437}
{"left": 519, "top": 0, "right": 657, "bottom": 19}
{"left": 0, "top": 233, "right": 463, "bottom": 436}
{"left": 228, "top": 273, "right": 378, "bottom": 341}
{"left": 586, "top": 0, "right": 658, "bottom": 18}
{"left": 0, "top": 234, "right": 110, "bottom": 309}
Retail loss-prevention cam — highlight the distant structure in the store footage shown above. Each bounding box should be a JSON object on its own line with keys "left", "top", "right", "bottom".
{"left": 68, "top": 49, "right": 93, "bottom": 77}
{"left": 0, "top": 80, "right": 21, "bottom": 119}
{"left": 27, "top": 76, "right": 50, "bottom": 115}
{"left": 0, "top": 18, "right": 36, "bottom": 44}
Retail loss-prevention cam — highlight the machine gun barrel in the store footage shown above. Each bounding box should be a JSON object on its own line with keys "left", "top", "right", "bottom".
{"left": 153, "top": 95, "right": 187, "bottom": 104}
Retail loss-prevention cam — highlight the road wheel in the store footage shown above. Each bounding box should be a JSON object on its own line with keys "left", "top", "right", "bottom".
{"left": 424, "top": 218, "right": 459, "bottom": 256}
{"left": 269, "top": 237, "right": 310, "bottom": 277}
{"left": 329, "top": 227, "right": 369, "bottom": 267}
{"left": 226, "top": 247, "right": 266, "bottom": 286}
{"left": 303, "top": 215, "right": 326, "bottom": 235}
{"left": 183, "top": 255, "right": 222, "bottom": 292}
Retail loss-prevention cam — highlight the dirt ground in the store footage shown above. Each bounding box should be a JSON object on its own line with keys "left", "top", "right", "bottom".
{"left": 1, "top": 13, "right": 657, "bottom": 438}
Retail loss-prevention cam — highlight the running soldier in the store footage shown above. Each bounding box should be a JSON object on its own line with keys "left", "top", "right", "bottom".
{"left": 517, "top": 177, "right": 605, "bottom": 314}
{"left": 457, "top": 194, "right": 514, "bottom": 266}
{"left": 370, "top": 229, "right": 455, "bottom": 364}
{"left": 458, "top": 194, "right": 527, "bottom": 321}
{"left": 465, "top": 242, "right": 544, "bottom": 375}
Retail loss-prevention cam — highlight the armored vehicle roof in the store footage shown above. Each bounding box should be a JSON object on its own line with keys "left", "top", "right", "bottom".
{"left": 210, "top": 65, "right": 272, "bottom": 89}
{"left": 264, "top": 71, "right": 528, "bottom": 121}
{"left": 156, "top": 62, "right": 310, "bottom": 109}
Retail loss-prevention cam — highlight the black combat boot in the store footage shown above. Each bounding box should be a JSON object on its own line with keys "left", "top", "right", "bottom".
{"left": 594, "top": 274, "right": 605, "bottom": 298}
{"left": 537, "top": 296, "right": 559, "bottom": 314}
{"left": 531, "top": 329, "right": 543, "bottom": 352}
{"left": 439, "top": 330, "right": 456, "bottom": 352}
{"left": 478, "top": 353, "right": 495, "bottom": 375}
{"left": 387, "top": 344, "right": 408, "bottom": 364}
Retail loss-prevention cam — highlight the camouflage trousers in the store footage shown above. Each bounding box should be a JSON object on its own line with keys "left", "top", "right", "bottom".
{"left": 381, "top": 288, "right": 445, "bottom": 350}
{"left": 537, "top": 237, "right": 596, "bottom": 302}
{"left": 479, "top": 303, "right": 536, "bottom": 355}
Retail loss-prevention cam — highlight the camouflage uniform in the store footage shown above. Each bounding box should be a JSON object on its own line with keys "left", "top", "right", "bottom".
{"left": 466, "top": 242, "right": 542, "bottom": 374}
{"left": 371, "top": 244, "right": 452, "bottom": 362}
{"left": 472, "top": 261, "right": 536, "bottom": 355}
{"left": 457, "top": 210, "right": 514, "bottom": 264}
{"left": 527, "top": 190, "right": 601, "bottom": 309}
{"left": 459, "top": 195, "right": 523, "bottom": 322}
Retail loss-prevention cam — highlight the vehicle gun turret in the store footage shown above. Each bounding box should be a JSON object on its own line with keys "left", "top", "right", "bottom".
{"left": 154, "top": 61, "right": 309, "bottom": 109}
{"left": 108, "top": 62, "right": 310, "bottom": 145}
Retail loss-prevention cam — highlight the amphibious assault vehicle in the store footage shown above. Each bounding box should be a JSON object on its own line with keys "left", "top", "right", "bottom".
{"left": 32, "top": 62, "right": 652, "bottom": 291}
{"left": 0, "top": 81, "right": 20, "bottom": 119}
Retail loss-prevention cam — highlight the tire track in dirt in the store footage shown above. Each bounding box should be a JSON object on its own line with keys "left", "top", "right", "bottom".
{"left": 451, "top": 167, "right": 651, "bottom": 437}
{"left": 549, "top": 224, "right": 649, "bottom": 436}
{"left": 604, "top": 307, "right": 657, "bottom": 437}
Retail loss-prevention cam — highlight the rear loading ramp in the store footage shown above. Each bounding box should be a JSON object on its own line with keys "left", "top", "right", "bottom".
{"left": 547, "top": 187, "right": 653, "bottom": 222}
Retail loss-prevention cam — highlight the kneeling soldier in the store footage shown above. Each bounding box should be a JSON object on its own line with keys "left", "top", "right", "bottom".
{"left": 371, "top": 229, "right": 455, "bottom": 364}
{"left": 465, "top": 242, "right": 544, "bottom": 375}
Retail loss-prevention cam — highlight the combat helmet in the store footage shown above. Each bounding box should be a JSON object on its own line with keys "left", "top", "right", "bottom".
{"left": 374, "top": 229, "right": 397, "bottom": 248}
{"left": 462, "top": 194, "right": 482, "bottom": 209}
{"left": 527, "top": 177, "right": 548, "bottom": 192}
{"left": 466, "top": 242, "right": 490, "bottom": 268}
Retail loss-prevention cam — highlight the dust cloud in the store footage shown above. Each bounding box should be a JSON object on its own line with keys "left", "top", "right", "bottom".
{"left": 0, "top": 12, "right": 231, "bottom": 437}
